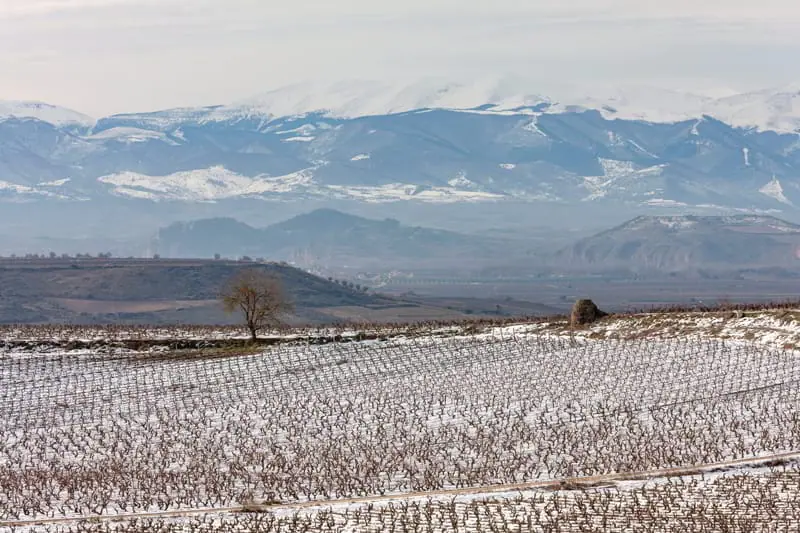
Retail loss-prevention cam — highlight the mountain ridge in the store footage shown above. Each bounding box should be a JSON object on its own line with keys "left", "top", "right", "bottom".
{"left": 152, "top": 208, "right": 517, "bottom": 274}
{"left": 153, "top": 211, "right": 800, "bottom": 282}
{"left": 5, "top": 78, "right": 800, "bottom": 131}
{"left": 3, "top": 80, "right": 800, "bottom": 216}
{"left": 555, "top": 214, "right": 800, "bottom": 276}
{"left": 0, "top": 100, "right": 95, "bottom": 128}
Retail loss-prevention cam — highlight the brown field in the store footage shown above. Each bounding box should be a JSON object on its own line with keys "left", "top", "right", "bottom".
{"left": 318, "top": 304, "right": 478, "bottom": 322}
{"left": 50, "top": 298, "right": 219, "bottom": 314}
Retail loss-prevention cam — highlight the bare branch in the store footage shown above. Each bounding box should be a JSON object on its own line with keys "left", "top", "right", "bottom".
{"left": 220, "top": 269, "right": 294, "bottom": 341}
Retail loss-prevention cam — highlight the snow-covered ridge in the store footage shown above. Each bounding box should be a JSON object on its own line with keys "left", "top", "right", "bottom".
{"left": 711, "top": 85, "right": 800, "bottom": 134}
{"left": 225, "top": 78, "right": 553, "bottom": 120}
{"left": 215, "top": 79, "right": 800, "bottom": 133}
{"left": 5, "top": 79, "right": 800, "bottom": 133}
{"left": 0, "top": 100, "right": 94, "bottom": 127}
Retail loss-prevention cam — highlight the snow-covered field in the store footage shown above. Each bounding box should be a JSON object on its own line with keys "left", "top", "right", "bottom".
{"left": 542, "top": 309, "right": 800, "bottom": 349}
{"left": 1, "top": 320, "right": 799, "bottom": 531}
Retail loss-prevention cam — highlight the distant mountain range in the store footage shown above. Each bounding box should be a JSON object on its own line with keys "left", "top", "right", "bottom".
{"left": 555, "top": 214, "right": 800, "bottom": 277}
{"left": 155, "top": 209, "right": 800, "bottom": 281}
{"left": 3, "top": 79, "right": 800, "bottom": 218}
{"left": 153, "top": 208, "right": 521, "bottom": 273}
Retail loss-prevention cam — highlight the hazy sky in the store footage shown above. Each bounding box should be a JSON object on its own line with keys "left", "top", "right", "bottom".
{"left": 1, "top": 0, "right": 799, "bottom": 116}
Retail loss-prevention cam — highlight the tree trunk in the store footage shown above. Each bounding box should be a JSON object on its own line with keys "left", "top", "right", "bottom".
{"left": 248, "top": 324, "right": 257, "bottom": 342}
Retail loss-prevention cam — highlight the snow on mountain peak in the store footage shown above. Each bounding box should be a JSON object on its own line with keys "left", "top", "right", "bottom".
{"left": 566, "top": 85, "right": 715, "bottom": 124}
{"left": 710, "top": 84, "right": 800, "bottom": 133}
{"left": 5, "top": 78, "right": 800, "bottom": 135}
{"left": 214, "top": 78, "right": 800, "bottom": 133}
{"left": 0, "top": 100, "right": 95, "bottom": 127}
{"left": 224, "top": 76, "right": 553, "bottom": 119}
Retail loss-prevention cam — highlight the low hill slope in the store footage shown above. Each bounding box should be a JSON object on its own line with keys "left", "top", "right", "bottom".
{"left": 0, "top": 259, "right": 399, "bottom": 324}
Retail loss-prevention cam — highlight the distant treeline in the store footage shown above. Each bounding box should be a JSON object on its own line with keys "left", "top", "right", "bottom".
{"left": 0, "top": 252, "right": 272, "bottom": 261}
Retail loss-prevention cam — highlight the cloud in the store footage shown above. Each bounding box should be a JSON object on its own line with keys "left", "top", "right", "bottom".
{"left": 0, "top": 0, "right": 143, "bottom": 18}
{"left": 0, "top": 0, "right": 799, "bottom": 115}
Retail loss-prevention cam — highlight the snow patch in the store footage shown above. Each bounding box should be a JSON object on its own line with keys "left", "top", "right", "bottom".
{"left": 88, "top": 127, "right": 174, "bottom": 144}
{"left": 625, "top": 139, "right": 658, "bottom": 159}
{"left": 644, "top": 198, "right": 690, "bottom": 207}
{"left": 0, "top": 180, "right": 70, "bottom": 199}
{"left": 447, "top": 173, "right": 474, "bottom": 188}
{"left": 97, "top": 166, "right": 316, "bottom": 202}
{"left": 96, "top": 166, "right": 503, "bottom": 204}
{"left": 273, "top": 124, "right": 317, "bottom": 136}
{"left": 581, "top": 161, "right": 665, "bottom": 201}
{"left": 39, "top": 178, "right": 71, "bottom": 187}
{"left": 522, "top": 116, "right": 547, "bottom": 136}
{"left": 326, "top": 183, "right": 504, "bottom": 204}
{"left": 654, "top": 217, "right": 699, "bottom": 230}
{"left": 759, "top": 177, "right": 792, "bottom": 205}
{"left": 599, "top": 159, "right": 636, "bottom": 177}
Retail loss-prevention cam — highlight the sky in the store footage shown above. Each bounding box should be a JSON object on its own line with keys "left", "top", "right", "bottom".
{"left": 1, "top": 0, "right": 799, "bottom": 116}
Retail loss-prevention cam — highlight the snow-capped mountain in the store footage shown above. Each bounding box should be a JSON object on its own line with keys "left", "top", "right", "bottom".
{"left": 76, "top": 78, "right": 800, "bottom": 131}
{"left": 0, "top": 101, "right": 94, "bottom": 129}
{"left": 227, "top": 78, "right": 554, "bottom": 119}
{"left": 2, "top": 78, "right": 800, "bottom": 214}
{"left": 117, "top": 78, "right": 800, "bottom": 132}
{"left": 707, "top": 84, "right": 800, "bottom": 134}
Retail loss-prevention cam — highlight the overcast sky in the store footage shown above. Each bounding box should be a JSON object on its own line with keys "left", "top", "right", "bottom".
{"left": 1, "top": 0, "right": 799, "bottom": 116}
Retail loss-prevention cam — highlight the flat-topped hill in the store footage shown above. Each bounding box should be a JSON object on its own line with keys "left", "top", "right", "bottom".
{"left": 0, "top": 258, "right": 399, "bottom": 324}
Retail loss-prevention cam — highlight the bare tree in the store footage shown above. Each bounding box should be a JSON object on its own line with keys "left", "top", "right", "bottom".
{"left": 221, "top": 269, "right": 293, "bottom": 341}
